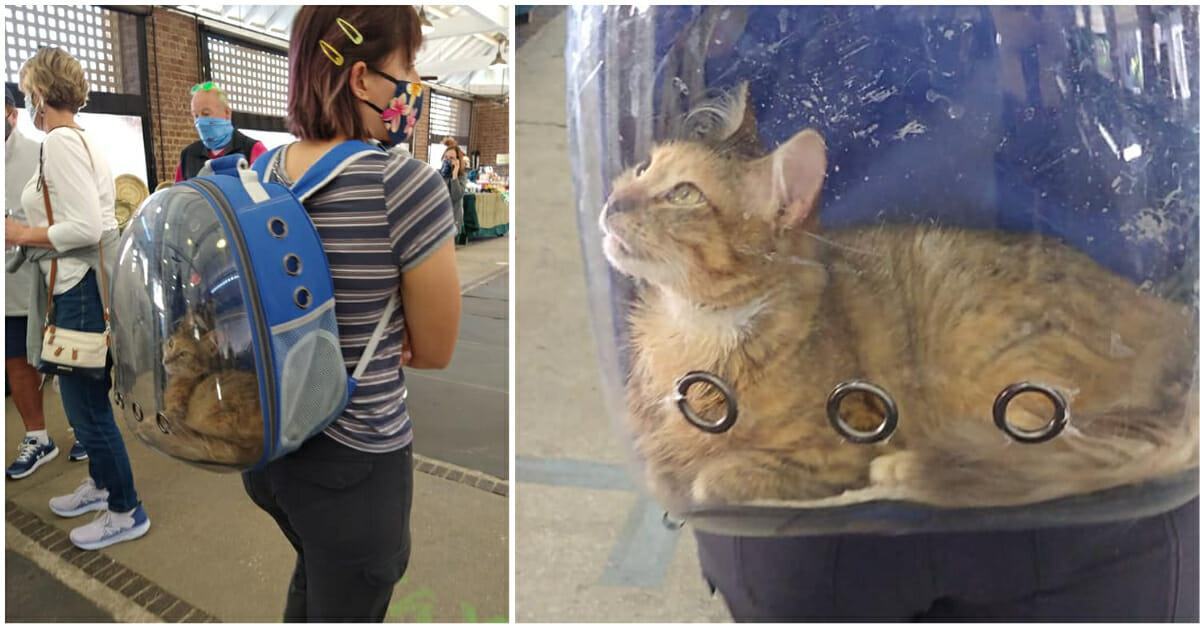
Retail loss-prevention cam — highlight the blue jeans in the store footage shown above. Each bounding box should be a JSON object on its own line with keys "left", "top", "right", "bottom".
{"left": 52, "top": 270, "right": 140, "bottom": 513}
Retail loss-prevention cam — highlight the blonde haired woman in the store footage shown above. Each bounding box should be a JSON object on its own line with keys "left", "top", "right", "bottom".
{"left": 4, "top": 47, "right": 148, "bottom": 550}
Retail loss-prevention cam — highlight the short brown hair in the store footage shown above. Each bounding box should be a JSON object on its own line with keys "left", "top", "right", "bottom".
{"left": 19, "top": 47, "right": 89, "bottom": 113}
{"left": 287, "top": 6, "right": 423, "bottom": 141}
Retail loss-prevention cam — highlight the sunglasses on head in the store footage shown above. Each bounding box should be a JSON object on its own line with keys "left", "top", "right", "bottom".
{"left": 190, "top": 81, "right": 218, "bottom": 94}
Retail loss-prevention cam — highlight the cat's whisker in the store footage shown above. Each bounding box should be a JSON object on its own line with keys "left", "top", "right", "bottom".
{"left": 801, "top": 230, "right": 882, "bottom": 257}
{"left": 782, "top": 256, "right": 828, "bottom": 270}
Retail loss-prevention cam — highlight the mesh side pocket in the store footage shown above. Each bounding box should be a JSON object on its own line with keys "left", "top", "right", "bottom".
{"left": 270, "top": 301, "right": 349, "bottom": 454}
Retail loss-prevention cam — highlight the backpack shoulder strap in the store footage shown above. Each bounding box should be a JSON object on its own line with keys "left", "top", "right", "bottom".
{"left": 290, "top": 140, "right": 384, "bottom": 202}
{"left": 351, "top": 292, "right": 400, "bottom": 381}
{"left": 250, "top": 145, "right": 283, "bottom": 181}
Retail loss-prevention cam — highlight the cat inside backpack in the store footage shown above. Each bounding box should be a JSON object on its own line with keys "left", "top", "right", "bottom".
{"left": 601, "top": 82, "right": 1198, "bottom": 510}
{"left": 160, "top": 308, "right": 263, "bottom": 465}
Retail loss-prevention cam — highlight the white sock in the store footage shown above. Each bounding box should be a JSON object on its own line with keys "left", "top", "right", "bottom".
{"left": 110, "top": 507, "right": 137, "bottom": 524}
{"left": 26, "top": 430, "right": 49, "bottom": 445}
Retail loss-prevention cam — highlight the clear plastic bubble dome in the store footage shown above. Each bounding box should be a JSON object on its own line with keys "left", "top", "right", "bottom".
{"left": 111, "top": 186, "right": 265, "bottom": 471}
{"left": 567, "top": 6, "right": 1199, "bottom": 535}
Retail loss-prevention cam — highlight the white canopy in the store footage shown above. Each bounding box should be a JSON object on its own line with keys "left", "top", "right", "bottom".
{"left": 174, "top": 4, "right": 509, "bottom": 97}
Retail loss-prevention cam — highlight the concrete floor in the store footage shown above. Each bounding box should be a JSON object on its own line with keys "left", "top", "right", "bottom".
{"left": 407, "top": 270, "right": 509, "bottom": 479}
{"left": 6, "top": 549, "right": 112, "bottom": 622}
{"left": 514, "top": 11, "right": 731, "bottom": 622}
{"left": 4, "top": 235, "right": 510, "bottom": 622}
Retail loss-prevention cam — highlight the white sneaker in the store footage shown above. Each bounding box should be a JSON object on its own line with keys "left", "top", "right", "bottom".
{"left": 48, "top": 477, "right": 110, "bottom": 518}
{"left": 69, "top": 505, "right": 151, "bottom": 551}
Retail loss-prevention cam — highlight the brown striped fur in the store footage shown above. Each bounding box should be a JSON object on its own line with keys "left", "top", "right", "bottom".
{"left": 601, "top": 88, "right": 1198, "bottom": 511}
{"left": 161, "top": 311, "right": 263, "bottom": 465}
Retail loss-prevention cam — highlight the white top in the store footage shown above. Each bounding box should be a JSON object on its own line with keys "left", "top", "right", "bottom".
{"left": 19, "top": 127, "right": 117, "bottom": 296}
{"left": 5, "top": 127, "right": 40, "bottom": 314}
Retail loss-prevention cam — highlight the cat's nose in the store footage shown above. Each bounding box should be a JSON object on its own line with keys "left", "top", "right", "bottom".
{"left": 605, "top": 199, "right": 633, "bottom": 215}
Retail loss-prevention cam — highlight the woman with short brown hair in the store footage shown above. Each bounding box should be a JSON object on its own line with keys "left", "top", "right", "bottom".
{"left": 241, "top": 6, "right": 461, "bottom": 621}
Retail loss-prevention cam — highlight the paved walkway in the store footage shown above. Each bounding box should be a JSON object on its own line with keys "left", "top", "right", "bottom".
{"left": 514, "top": 11, "right": 730, "bottom": 622}
{"left": 4, "top": 235, "right": 510, "bottom": 622}
{"left": 5, "top": 549, "right": 112, "bottom": 622}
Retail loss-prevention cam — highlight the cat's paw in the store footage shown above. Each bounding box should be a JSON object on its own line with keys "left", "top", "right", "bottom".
{"left": 869, "top": 452, "right": 918, "bottom": 486}
{"left": 690, "top": 473, "right": 721, "bottom": 505}
{"left": 691, "top": 465, "right": 741, "bottom": 505}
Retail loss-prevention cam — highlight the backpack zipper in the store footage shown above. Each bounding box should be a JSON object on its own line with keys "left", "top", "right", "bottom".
{"left": 182, "top": 178, "right": 279, "bottom": 465}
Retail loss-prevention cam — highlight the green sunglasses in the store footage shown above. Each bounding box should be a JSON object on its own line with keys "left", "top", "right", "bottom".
{"left": 190, "top": 81, "right": 219, "bottom": 94}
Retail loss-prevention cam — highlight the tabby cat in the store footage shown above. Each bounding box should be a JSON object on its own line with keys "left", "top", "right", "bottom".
{"left": 160, "top": 311, "right": 262, "bottom": 465}
{"left": 602, "top": 83, "right": 1198, "bottom": 511}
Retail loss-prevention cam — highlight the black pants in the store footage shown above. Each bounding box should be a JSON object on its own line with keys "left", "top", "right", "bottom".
{"left": 242, "top": 434, "right": 413, "bottom": 622}
{"left": 696, "top": 498, "right": 1199, "bottom": 621}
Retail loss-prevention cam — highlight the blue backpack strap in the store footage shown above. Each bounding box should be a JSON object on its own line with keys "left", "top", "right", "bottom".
{"left": 250, "top": 145, "right": 284, "bottom": 180}
{"left": 289, "top": 140, "right": 384, "bottom": 202}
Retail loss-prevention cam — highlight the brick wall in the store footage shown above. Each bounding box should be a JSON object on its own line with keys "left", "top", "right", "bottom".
{"left": 145, "top": 7, "right": 201, "bottom": 187}
{"left": 136, "top": 11, "right": 508, "bottom": 183}
{"left": 411, "top": 104, "right": 432, "bottom": 163}
{"left": 468, "top": 98, "right": 509, "bottom": 169}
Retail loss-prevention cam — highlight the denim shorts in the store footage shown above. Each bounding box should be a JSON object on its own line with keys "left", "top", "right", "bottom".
{"left": 6, "top": 316, "right": 28, "bottom": 359}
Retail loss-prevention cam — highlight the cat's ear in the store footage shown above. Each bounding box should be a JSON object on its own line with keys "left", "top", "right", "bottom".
{"left": 754, "top": 128, "right": 827, "bottom": 227}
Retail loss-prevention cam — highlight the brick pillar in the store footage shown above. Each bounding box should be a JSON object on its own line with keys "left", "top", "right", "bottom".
{"left": 467, "top": 98, "right": 509, "bottom": 171}
{"left": 145, "top": 8, "right": 201, "bottom": 188}
{"left": 412, "top": 103, "right": 432, "bottom": 163}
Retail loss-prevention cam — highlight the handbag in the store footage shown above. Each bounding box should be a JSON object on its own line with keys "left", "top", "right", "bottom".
{"left": 37, "top": 127, "right": 111, "bottom": 380}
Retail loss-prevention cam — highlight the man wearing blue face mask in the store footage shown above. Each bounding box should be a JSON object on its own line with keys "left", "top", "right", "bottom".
{"left": 174, "top": 81, "right": 266, "bottom": 182}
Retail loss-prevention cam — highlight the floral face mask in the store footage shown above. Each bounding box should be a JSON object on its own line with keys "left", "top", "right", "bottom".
{"left": 360, "top": 67, "right": 424, "bottom": 147}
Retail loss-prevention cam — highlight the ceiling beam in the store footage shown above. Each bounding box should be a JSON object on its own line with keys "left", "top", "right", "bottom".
{"left": 424, "top": 15, "right": 504, "bottom": 41}
{"left": 240, "top": 5, "right": 274, "bottom": 28}
{"left": 461, "top": 4, "right": 508, "bottom": 30}
{"left": 416, "top": 53, "right": 499, "bottom": 77}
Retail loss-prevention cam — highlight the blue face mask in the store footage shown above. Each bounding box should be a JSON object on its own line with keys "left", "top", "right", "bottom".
{"left": 194, "top": 116, "right": 234, "bottom": 151}
{"left": 359, "top": 67, "right": 424, "bottom": 147}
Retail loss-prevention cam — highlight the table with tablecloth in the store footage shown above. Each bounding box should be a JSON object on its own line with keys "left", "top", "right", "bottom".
{"left": 461, "top": 191, "right": 509, "bottom": 242}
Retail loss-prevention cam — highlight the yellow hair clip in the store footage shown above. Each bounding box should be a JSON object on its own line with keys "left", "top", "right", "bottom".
{"left": 336, "top": 18, "right": 363, "bottom": 45}
{"left": 320, "top": 18, "right": 362, "bottom": 66}
{"left": 319, "top": 40, "right": 344, "bottom": 66}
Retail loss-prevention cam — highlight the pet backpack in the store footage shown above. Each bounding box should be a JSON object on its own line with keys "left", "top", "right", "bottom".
{"left": 111, "top": 141, "right": 396, "bottom": 471}
{"left": 568, "top": 6, "right": 1199, "bottom": 536}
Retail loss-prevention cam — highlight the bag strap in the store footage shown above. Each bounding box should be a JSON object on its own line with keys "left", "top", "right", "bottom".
{"left": 351, "top": 292, "right": 400, "bottom": 380}
{"left": 39, "top": 127, "right": 109, "bottom": 332}
{"left": 250, "top": 140, "right": 390, "bottom": 380}
{"left": 40, "top": 173, "right": 57, "bottom": 329}
{"left": 275, "top": 140, "right": 384, "bottom": 202}
{"left": 250, "top": 145, "right": 282, "bottom": 180}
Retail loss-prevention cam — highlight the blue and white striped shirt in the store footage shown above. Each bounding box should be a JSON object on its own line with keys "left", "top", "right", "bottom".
{"left": 265, "top": 145, "right": 455, "bottom": 453}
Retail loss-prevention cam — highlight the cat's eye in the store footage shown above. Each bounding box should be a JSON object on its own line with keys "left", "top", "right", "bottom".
{"left": 635, "top": 160, "right": 650, "bottom": 177}
{"left": 664, "top": 182, "right": 706, "bottom": 206}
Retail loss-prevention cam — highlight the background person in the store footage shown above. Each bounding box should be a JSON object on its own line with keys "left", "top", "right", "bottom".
{"left": 447, "top": 146, "right": 467, "bottom": 239}
{"left": 5, "top": 47, "right": 149, "bottom": 550}
{"left": 439, "top": 136, "right": 457, "bottom": 182}
{"left": 4, "top": 85, "right": 92, "bottom": 478}
{"left": 174, "top": 82, "right": 266, "bottom": 182}
{"left": 241, "top": 6, "right": 461, "bottom": 621}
